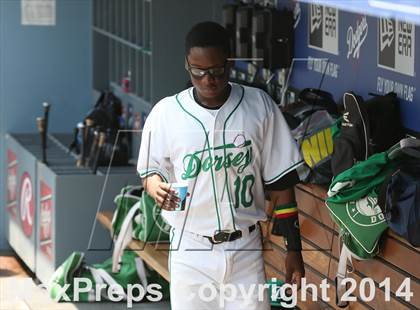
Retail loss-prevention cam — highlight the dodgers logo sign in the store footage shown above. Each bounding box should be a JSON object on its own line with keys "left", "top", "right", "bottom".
{"left": 293, "top": 2, "right": 301, "bottom": 29}
{"left": 308, "top": 4, "right": 338, "bottom": 55}
{"left": 347, "top": 16, "right": 368, "bottom": 59}
{"left": 378, "top": 18, "right": 415, "bottom": 76}
{"left": 20, "top": 172, "right": 35, "bottom": 237}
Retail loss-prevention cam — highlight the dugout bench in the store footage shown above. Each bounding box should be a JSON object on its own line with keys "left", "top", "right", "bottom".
{"left": 97, "top": 184, "right": 420, "bottom": 310}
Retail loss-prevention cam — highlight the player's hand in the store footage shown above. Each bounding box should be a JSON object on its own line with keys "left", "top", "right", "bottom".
{"left": 154, "top": 183, "right": 180, "bottom": 211}
{"left": 143, "top": 175, "right": 180, "bottom": 211}
{"left": 285, "top": 251, "right": 305, "bottom": 290}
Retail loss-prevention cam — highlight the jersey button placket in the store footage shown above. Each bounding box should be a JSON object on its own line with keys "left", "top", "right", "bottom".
{"left": 214, "top": 117, "right": 233, "bottom": 232}
{"left": 211, "top": 119, "right": 224, "bottom": 230}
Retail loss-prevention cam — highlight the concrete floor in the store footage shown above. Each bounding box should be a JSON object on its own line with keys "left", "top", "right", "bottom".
{"left": 0, "top": 255, "right": 170, "bottom": 310}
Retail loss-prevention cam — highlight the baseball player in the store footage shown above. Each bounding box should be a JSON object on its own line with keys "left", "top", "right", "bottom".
{"left": 138, "top": 22, "right": 305, "bottom": 310}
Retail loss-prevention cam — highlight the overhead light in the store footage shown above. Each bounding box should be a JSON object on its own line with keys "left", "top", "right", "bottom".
{"left": 368, "top": 0, "right": 420, "bottom": 16}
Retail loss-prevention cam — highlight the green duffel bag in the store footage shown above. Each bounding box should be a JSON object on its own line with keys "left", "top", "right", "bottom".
{"left": 134, "top": 190, "right": 171, "bottom": 243}
{"left": 111, "top": 185, "right": 170, "bottom": 276}
{"left": 49, "top": 251, "right": 169, "bottom": 303}
{"left": 326, "top": 138, "right": 420, "bottom": 307}
{"left": 111, "top": 185, "right": 143, "bottom": 238}
{"left": 111, "top": 185, "right": 170, "bottom": 244}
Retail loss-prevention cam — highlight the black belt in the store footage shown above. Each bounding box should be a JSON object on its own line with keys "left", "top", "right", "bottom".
{"left": 205, "top": 225, "right": 256, "bottom": 244}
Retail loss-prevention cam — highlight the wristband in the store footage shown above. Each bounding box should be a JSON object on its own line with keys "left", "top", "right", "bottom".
{"left": 272, "top": 202, "right": 298, "bottom": 219}
{"left": 271, "top": 202, "right": 302, "bottom": 251}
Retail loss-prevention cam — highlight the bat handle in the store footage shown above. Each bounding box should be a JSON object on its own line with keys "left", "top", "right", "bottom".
{"left": 84, "top": 119, "right": 94, "bottom": 167}
{"left": 36, "top": 117, "right": 47, "bottom": 165}
{"left": 88, "top": 129, "right": 99, "bottom": 170}
{"left": 68, "top": 126, "right": 79, "bottom": 153}
{"left": 92, "top": 132, "right": 106, "bottom": 174}
{"left": 42, "top": 102, "right": 50, "bottom": 148}
{"left": 76, "top": 123, "right": 85, "bottom": 167}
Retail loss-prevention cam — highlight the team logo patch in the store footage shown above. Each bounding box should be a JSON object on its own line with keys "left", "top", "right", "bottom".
{"left": 346, "top": 196, "right": 385, "bottom": 227}
{"left": 233, "top": 134, "right": 246, "bottom": 148}
{"left": 378, "top": 18, "right": 415, "bottom": 76}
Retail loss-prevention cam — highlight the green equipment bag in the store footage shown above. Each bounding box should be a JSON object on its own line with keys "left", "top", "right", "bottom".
{"left": 111, "top": 185, "right": 170, "bottom": 276}
{"left": 49, "top": 251, "right": 95, "bottom": 302}
{"left": 326, "top": 137, "right": 420, "bottom": 307}
{"left": 111, "top": 185, "right": 143, "bottom": 237}
{"left": 49, "top": 251, "right": 170, "bottom": 302}
{"left": 135, "top": 191, "right": 171, "bottom": 243}
{"left": 111, "top": 185, "right": 170, "bottom": 245}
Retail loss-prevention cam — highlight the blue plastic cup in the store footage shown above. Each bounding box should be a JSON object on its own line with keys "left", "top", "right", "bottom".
{"left": 171, "top": 183, "right": 188, "bottom": 211}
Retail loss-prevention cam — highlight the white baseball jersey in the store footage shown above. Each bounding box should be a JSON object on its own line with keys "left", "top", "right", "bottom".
{"left": 137, "top": 83, "right": 304, "bottom": 236}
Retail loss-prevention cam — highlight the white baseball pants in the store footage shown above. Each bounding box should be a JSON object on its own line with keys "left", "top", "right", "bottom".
{"left": 168, "top": 225, "right": 270, "bottom": 310}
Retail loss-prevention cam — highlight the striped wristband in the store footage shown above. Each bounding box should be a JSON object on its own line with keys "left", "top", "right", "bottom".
{"left": 271, "top": 202, "right": 302, "bottom": 251}
{"left": 273, "top": 202, "right": 298, "bottom": 219}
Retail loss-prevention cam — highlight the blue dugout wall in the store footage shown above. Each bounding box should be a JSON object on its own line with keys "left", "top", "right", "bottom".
{"left": 0, "top": 0, "right": 92, "bottom": 249}
{"left": 289, "top": 1, "right": 419, "bottom": 134}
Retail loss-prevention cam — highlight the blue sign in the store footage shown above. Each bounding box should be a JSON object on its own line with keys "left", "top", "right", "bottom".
{"left": 291, "top": 1, "right": 419, "bottom": 133}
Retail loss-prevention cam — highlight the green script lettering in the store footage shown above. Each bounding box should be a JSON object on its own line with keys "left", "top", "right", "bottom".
{"left": 181, "top": 141, "right": 253, "bottom": 180}
{"left": 182, "top": 154, "right": 201, "bottom": 179}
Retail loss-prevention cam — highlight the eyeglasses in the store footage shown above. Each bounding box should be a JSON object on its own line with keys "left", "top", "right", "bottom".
{"left": 185, "top": 58, "right": 228, "bottom": 79}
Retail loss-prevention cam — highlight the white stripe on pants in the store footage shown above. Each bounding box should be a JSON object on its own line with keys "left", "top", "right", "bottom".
{"left": 169, "top": 225, "right": 270, "bottom": 310}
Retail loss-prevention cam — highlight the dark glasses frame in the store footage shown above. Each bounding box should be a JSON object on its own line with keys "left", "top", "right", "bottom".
{"left": 185, "top": 57, "right": 229, "bottom": 79}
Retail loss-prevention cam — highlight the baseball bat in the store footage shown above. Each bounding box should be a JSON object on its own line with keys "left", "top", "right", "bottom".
{"left": 87, "top": 128, "right": 99, "bottom": 169}
{"left": 68, "top": 125, "right": 80, "bottom": 154}
{"left": 36, "top": 117, "right": 47, "bottom": 164}
{"left": 76, "top": 122, "right": 85, "bottom": 167}
{"left": 42, "top": 102, "right": 50, "bottom": 148}
{"left": 84, "top": 118, "right": 94, "bottom": 167}
{"left": 92, "top": 131, "right": 106, "bottom": 174}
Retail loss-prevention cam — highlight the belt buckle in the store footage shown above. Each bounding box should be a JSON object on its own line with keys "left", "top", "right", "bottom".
{"left": 211, "top": 230, "right": 231, "bottom": 244}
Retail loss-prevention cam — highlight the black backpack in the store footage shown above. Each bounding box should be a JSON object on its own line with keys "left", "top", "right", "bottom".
{"left": 379, "top": 142, "right": 420, "bottom": 247}
{"left": 331, "top": 92, "right": 404, "bottom": 176}
{"left": 86, "top": 92, "right": 123, "bottom": 130}
{"left": 69, "top": 91, "right": 130, "bottom": 170}
{"left": 283, "top": 88, "right": 339, "bottom": 185}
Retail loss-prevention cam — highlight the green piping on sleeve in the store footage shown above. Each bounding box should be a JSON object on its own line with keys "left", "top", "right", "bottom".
{"left": 264, "top": 160, "right": 305, "bottom": 185}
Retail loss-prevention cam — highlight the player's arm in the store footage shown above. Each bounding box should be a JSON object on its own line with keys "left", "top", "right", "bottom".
{"left": 142, "top": 174, "right": 179, "bottom": 211}
{"left": 266, "top": 170, "right": 302, "bottom": 251}
{"left": 267, "top": 188, "right": 302, "bottom": 252}
{"left": 266, "top": 170, "right": 305, "bottom": 287}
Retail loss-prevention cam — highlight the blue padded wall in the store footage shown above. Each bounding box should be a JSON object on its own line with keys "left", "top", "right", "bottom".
{"left": 0, "top": 0, "right": 92, "bottom": 249}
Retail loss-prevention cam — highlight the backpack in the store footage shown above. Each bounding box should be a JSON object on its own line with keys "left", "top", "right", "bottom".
{"left": 298, "top": 88, "right": 338, "bottom": 116}
{"left": 49, "top": 251, "right": 169, "bottom": 302}
{"left": 379, "top": 145, "right": 420, "bottom": 247}
{"left": 69, "top": 91, "right": 130, "bottom": 169}
{"left": 326, "top": 138, "right": 420, "bottom": 307}
{"left": 292, "top": 111, "right": 340, "bottom": 184}
{"left": 331, "top": 91, "right": 404, "bottom": 176}
{"left": 285, "top": 88, "right": 339, "bottom": 184}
